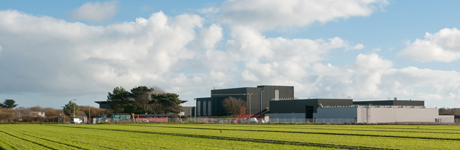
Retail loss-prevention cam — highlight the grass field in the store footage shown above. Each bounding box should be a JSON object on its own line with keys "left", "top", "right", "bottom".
{"left": 1, "top": 123, "right": 460, "bottom": 149}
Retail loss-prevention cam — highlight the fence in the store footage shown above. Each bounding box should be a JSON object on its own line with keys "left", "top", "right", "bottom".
{"left": 92, "top": 117, "right": 460, "bottom": 124}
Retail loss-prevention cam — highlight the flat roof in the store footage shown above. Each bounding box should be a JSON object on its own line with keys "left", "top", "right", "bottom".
{"left": 135, "top": 114, "right": 170, "bottom": 117}
{"left": 354, "top": 100, "right": 424, "bottom": 102}
{"left": 212, "top": 85, "right": 294, "bottom": 91}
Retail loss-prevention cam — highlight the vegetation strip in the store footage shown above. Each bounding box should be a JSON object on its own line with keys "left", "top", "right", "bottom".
{"left": 55, "top": 125, "right": 396, "bottom": 150}
{"left": 0, "top": 133, "right": 18, "bottom": 150}
{"left": 201, "top": 124, "right": 460, "bottom": 135}
{"left": 146, "top": 125, "right": 460, "bottom": 141}
{"left": 41, "top": 130, "right": 119, "bottom": 150}
{"left": 135, "top": 124, "right": 460, "bottom": 135}
{"left": 0, "top": 130, "right": 57, "bottom": 150}
{"left": 18, "top": 131, "right": 89, "bottom": 150}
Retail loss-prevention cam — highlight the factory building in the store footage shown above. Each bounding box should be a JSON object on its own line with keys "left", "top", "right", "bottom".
{"left": 269, "top": 98, "right": 454, "bottom": 123}
{"left": 196, "top": 85, "right": 293, "bottom": 117}
{"left": 196, "top": 85, "right": 454, "bottom": 123}
{"left": 353, "top": 98, "right": 424, "bottom": 106}
{"left": 314, "top": 105, "right": 454, "bottom": 123}
{"left": 269, "top": 99, "right": 353, "bottom": 119}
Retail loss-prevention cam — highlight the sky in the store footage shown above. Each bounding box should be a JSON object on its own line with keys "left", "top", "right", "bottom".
{"left": 1, "top": 0, "right": 460, "bottom": 108}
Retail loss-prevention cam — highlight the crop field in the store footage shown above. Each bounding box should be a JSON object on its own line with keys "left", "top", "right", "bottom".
{"left": 1, "top": 124, "right": 460, "bottom": 150}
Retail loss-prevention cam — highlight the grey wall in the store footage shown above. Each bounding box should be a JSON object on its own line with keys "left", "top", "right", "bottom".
{"left": 270, "top": 99, "right": 353, "bottom": 114}
{"left": 180, "top": 106, "right": 195, "bottom": 117}
{"left": 270, "top": 99, "right": 318, "bottom": 114}
{"left": 99, "top": 103, "right": 110, "bottom": 109}
{"left": 314, "top": 107, "right": 358, "bottom": 118}
{"left": 358, "top": 106, "right": 440, "bottom": 123}
{"left": 353, "top": 100, "right": 424, "bottom": 106}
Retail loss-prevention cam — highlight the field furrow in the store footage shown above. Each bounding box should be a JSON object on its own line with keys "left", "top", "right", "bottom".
{"left": 1, "top": 124, "right": 460, "bottom": 150}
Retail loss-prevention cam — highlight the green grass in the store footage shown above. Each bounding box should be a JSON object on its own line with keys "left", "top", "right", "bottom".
{"left": 0, "top": 124, "right": 459, "bottom": 149}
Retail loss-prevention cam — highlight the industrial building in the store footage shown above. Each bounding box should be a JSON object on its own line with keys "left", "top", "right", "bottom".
{"left": 314, "top": 105, "right": 454, "bottom": 123}
{"left": 197, "top": 85, "right": 454, "bottom": 123}
{"left": 269, "top": 98, "right": 454, "bottom": 123}
{"left": 269, "top": 98, "right": 353, "bottom": 119}
{"left": 196, "top": 85, "right": 293, "bottom": 117}
{"left": 180, "top": 106, "right": 195, "bottom": 117}
{"left": 353, "top": 99, "right": 424, "bottom": 106}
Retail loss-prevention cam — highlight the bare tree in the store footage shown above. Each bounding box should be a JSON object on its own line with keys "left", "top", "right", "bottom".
{"left": 222, "top": 97, "right": 247, "bottom": 118}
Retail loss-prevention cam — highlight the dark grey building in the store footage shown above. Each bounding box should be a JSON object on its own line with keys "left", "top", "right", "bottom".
{"left": 269, "top": 99, "right": 353, "bottom": 119}
{"left": 353, "top": 99, "right": 424, "bottom": 106}
{"left": 180, "top": 106, "right": 195, "bottom": 117}
{"left": 95, "top": 101, "right": 110, "bottom": 109}
{"left": 196, "top": 85, "right": 294, "bottom": 117}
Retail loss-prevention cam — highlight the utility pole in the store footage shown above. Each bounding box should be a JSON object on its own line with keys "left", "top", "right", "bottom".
{"left": 72, "top": 99, "right": 76, "bottom": 118}
{"left": 247, "top": 93, "right": 252, "bottom": 118}
{"left": 194, "top": 98, "right": 196, "bottom": 122}
{"left": 260, "top": 89, "right": 264, "bottom": 114}
{"left": 88, "top": 106, "right": 90, "bottom": 124}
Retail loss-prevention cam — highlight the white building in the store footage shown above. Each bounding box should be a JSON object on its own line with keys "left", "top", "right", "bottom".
{"left": 314, "top": 105, "right": 455, "bottom": 123}
{"left": 30, "top": 112, "right": 45, "bottom": 117}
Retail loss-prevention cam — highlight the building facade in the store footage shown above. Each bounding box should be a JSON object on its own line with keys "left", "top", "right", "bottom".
{"left": 314, "top": 105, "right": 454, "bottom": 123}
{"left": 196, "top": 85, "right": 294, "bottom": 117}
{"left": 269, "top": 99, "right": 353, "bottom": 119}
{"left": 180, "top": 106, "right": 195, "bottom": 117}
{"left": 353, "top": 99, "right": 424, "bottom": 106}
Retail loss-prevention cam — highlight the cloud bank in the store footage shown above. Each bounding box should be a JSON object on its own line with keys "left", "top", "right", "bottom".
{"left": 399, "top": 28, "right": 460, "bottom": 62}
{"left": 0, "top": 0, "right": 459, "bottom": 108}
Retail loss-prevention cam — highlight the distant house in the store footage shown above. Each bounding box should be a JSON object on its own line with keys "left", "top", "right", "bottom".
{"left": 30, "top": 112, "right": 45, "bottom": 117}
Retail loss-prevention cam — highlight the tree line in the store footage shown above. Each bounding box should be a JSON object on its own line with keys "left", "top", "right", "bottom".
{"left": 107, "top": 86, "right": 183, "bottom": 115}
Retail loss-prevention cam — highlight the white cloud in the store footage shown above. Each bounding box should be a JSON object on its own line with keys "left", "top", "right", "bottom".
{"left": 398, "top": 28, "right": 460, "bottom": 62}
{"left": 199, "top": 24, "right": 223, "bottom": 49}
{"left": 417, "top": 93, "right": 443, "bottom": 100}
{"left": 352, "top": 43, "right": 365, "bottom": 50}
{"left": 219, "top": 0, "right": 388, "bottom": 30}
{"left": 353, "top": 53, "right": 393, "bottom": 70}
{"left": 0, "top": 45, "right": 2, "bottom": 52}
{"left": 69, "top": 0, "right": 118, "bottom": 22}
{"left": 241, "top": 70, "right": 259, "bottom": 81}
{"left": 0, "top": 10, "right": 204, "bottom": 96}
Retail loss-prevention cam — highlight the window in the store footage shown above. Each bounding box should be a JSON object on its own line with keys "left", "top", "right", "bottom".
{"left": 203, "top": 101, "right": 207, "bottom": 116}
{"left": 275, "top": 90, "right": 279, "bottom": 100}
{"left": 208, "top": 101, "right": 212, "bottom": 116}
{"left": 197, "top": 101, "right": 201, "bottom": 116}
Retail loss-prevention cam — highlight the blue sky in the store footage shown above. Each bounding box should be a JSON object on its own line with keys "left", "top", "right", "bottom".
{"left": 0, "top": 0, "right": 460, "bottom": 108}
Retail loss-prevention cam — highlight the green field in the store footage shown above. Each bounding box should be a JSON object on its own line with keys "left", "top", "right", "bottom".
{"left": 1, "top": 124, "right": 460, "bottom": 149}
